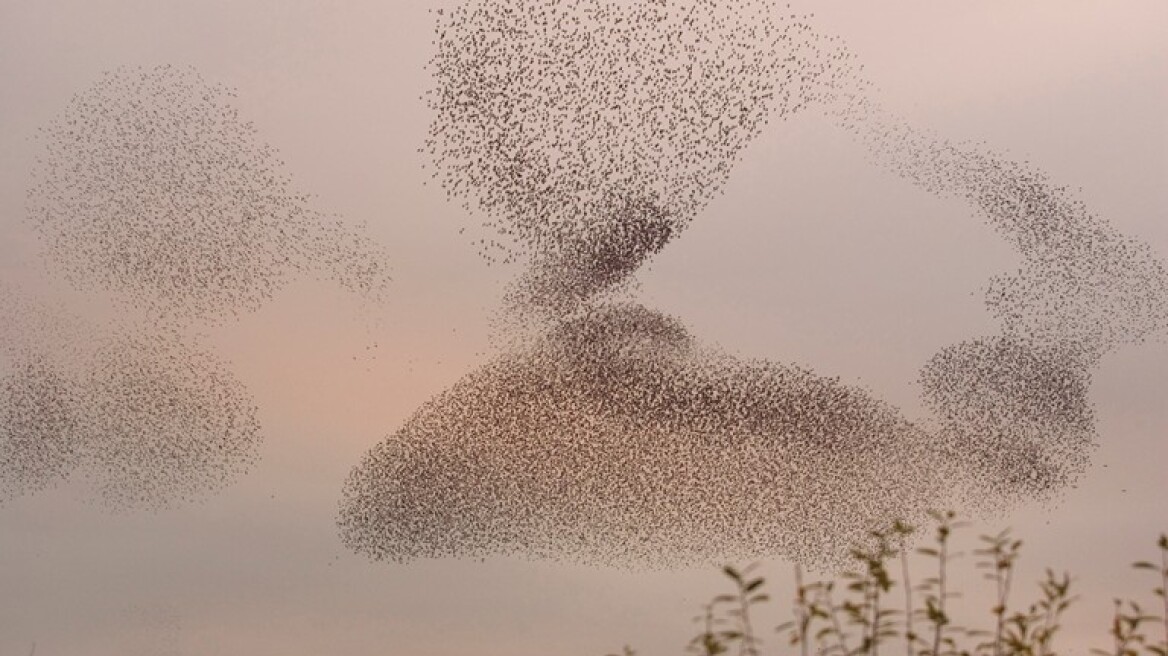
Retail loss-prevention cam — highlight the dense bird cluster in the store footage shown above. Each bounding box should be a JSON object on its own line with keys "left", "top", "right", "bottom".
{"left": 348, "top": 0, "right": 916, "bottom": 566}
{"left": 836, "top": 102, "right": 1168, "bottom": 359}
{"left": 919, "top": 337, "right": 1095, "bottom": 506}
{"left": 0, "top": 284, "right": 260, "bottom": 508}
{"left": 424, "top": 0, "right": 860, "bottom": 313}
{"left": 4, "top": 64, "right": 388, "bottom": 508}
{"left": 3, "top": 1, "right": 1159, "bottom": 562}
{"left": 0, "top": 355, "right": 84, "bottom": 501}
{"left": 340, "top": 303, "right": 944, "bottom": 566}
{"left": 0, "top": 285, "right": 88, "bottom": 501}
{"left": 26, "top": 64, "right": 390, "bottom": 322}
{"left": 77, "top": 331, "right": 262, "bottom": 509}
{"left": 342, "top": 0, "right": 1168, "bottom": 567}
{"left": 835, "top": 95, "right": 1168, "bottom": 509}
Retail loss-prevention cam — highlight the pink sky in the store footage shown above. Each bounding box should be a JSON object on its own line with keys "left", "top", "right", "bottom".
{"left": 1, "top": 2, "right": 1166, "bottom": 654}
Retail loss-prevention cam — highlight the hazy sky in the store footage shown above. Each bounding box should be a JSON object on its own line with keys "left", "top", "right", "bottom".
{"left": 1, "top": 2, "right": 1166, "bottom": 655}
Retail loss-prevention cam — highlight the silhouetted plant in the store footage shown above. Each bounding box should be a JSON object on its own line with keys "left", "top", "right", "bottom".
{"left": 612, "top": 514, "right": 1167, "bottom": 656}
{"left": 688, "top": 601, "right": 730, "bottom": 656}
{"left": 717, "top": 564, "right": 768, "bottom": 656}
{"left": 1093, "top": 534, "right": 1168, "bottom": 656}
{"left": 972, "top": 528, "right": 1023, "bottom": 654}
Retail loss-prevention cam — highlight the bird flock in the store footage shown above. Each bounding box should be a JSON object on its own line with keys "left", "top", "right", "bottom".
{"left": 2, "top": 65, "right": 389, "bottom": 508}
{"left": 421, "top": 0, "right": 859, "bottom": 315}
{"left": 1, "top": 1, "right": 1163, "bottom": 567}
{"left": 26, "top": 64, "right": 391, "bottom": 322}
{"left": 340, "top": 302, "right": 947, "bottom": 565}
{"left": 834, "top": 93, "right": 1168, "bottom": 507}
{"left": 0, "top": 283, "right": 261, "bottom": 508}
{"left": 339, "top": 0, "right": 1168, "bottom": 567}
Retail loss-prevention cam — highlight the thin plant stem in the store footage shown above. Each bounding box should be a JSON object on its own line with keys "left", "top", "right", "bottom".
{"left": 795, "top": 564, "right": 809, "bottom": 656}
{"left": 902, "top": 543, "right": 914, "bottom": 656}
{"left": 738, "top": 589, "right": 757, "bottom": 656}
{"left": 933, "top": 533, "right": 948, "bottom": 656}
{"left": 826, "top": 586, "right": 853, "bottom": 656}
{"left": 1161, "top": 539, "right": 1168, "bottom": 653}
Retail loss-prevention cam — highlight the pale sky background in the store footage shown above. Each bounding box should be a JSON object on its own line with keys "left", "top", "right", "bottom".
{"left": 1, "top": 2, "right": 1166, "bottom": 655}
